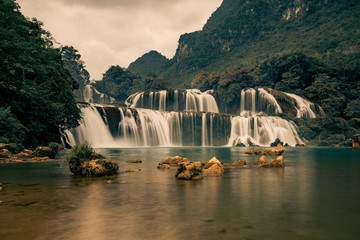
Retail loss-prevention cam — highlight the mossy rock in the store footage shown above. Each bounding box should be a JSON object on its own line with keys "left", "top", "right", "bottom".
{"left": 70, "top": 159, "right": 119, "bottom": 177}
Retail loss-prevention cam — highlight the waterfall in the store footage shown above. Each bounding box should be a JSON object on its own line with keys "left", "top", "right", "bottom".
{"left": 228, "top": 116, "right": 304, "bottom": 147}
{"left": 83, "top": 85, "right": 115, "bottom": 104}
{"left": 284, "top": 92, "right": 325, "bottom": 118}
{"left": 126, "top": 89, "right": 219, "bottom": 113}
{"left": 66, "top": 86, "right": 326, "bottom": 148}
{"left": 66, "top": 105, "right": 116, "bottom": 148}
{"left": 185, "top": 89, "right": 219, "bottom": 113}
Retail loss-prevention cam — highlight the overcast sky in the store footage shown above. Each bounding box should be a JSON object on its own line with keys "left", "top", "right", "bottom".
{"left": 17, "top": 0, "right": 222, "bottom": 79}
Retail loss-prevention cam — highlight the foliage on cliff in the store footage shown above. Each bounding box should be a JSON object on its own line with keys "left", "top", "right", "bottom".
{"left": 93, "top": 65, "right": 170, "bottom": 101}
{"left": 0, "top": 0, "right": 81, "bottom": 147}
{"left": 128, "top": 50, "right": 170, "bottom": 77}
{"left": 61, "top": 46, "right": 90, "bottom": 101}
{"left": 129, "top": 0, "right": 359, "bottom": 87}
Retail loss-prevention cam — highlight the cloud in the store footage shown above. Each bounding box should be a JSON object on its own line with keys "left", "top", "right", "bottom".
{"left": 17, "top": 0, "right": 222, "bottom": 79}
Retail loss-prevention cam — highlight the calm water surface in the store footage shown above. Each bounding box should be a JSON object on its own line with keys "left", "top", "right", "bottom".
{"left": 0, "top": 147, "right": 359, "bottom": 240}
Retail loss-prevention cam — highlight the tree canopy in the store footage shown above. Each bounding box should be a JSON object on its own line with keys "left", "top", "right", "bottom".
{"left": 0, "top": 0, "right": 80, "bottom": 147}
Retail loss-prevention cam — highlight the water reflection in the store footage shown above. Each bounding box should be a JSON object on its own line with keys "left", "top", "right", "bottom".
{"left": 1, "top": 148, "right": 360, "bottom": 239}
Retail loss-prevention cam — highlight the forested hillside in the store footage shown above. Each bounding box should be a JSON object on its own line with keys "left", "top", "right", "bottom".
{"left": 0, "top": 0, "right": 80, "bottom": 147}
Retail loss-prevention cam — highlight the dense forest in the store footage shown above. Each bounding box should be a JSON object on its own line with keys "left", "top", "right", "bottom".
{"left": 0, "top": 0, "right": 80, "bottom": 148}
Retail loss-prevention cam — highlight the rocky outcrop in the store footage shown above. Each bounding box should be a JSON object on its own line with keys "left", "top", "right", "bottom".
{"left": 230, "top": 160, "right": 247, "bottom": 167}
{"left": 0, "top": 148, "right": 55, "bottom": 163}
{"left": 257, "top": 155, "right": 285, "bottom": 168}
{"left": 245, "top": 144, "right": 285, "bottom": 156}
{"left": 127, "top": 158, "right": 142, "bottom": 163}
{"left": 269, "top": 156, "right": 285, "bottom": 168}
{"left": 70, "top": 159, "right": 119, "bottom": 177}
{"left": 176, "top": 162, "right": 203, "bottom": 180}
{"left": 202, "top": 157, "right": 224, "bottom": 176}
{"left": 157, "top": 156, "right": 191, "bottom": 169}
{"left": 257, "top": 155, "right": 268, "bottom": 167}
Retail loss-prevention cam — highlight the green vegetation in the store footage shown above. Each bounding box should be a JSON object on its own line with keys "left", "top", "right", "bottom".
{"left": 61, "top": 46, "right": 90, "bottom": 101}
{"left": 66, "top": 143, "right": 118, "bottom": 177}
{"left": 128, "top": 50, "right": 170, "bottom": 77}
{"left": 93, "top": 65, "right": 170, "bottom": 101}
{"left": 0, "top": 0, "right": 81, "bottom": 147}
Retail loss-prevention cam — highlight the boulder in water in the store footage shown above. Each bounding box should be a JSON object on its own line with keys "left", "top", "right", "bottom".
{"left": 70, "top": 159, "right": 119, "bottom": 177}
{"left": 272, "top": 143, "right": 285, "bottom": 155}
{"left": 235, "top": 142, "right": 246, "bottom": 147}
{"left": 257, "top": 155, "right": 268, "bottom": 166}
{"left": 269, "top": 156, "right": 285, "bottom": 168}
{"left": 203, "top": 157, "right": 224, "bottom": 176}
{"left": 230, "top": 160, "right": 247, "bottom": 167}
{"left": 246, "top": 144, "right": 285, "bottom": 156}
{"left": 176, "top": 162, "right": 203, "bottom": 180}
{"left": 127, "top": 158, "right": 142, "bottom": 163}
{"left": 270, "top": 138, "right": 284, "bottom": 147}
{"left": 158, "top": 156, "right": 191, "bottom": 169}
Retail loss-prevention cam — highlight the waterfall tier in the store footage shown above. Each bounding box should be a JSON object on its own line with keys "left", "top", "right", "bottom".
{"left": 125, "top": 88, "right": 324, "bottom": 118}
{"left": 65, "top": 104, "right": 305, "bottom": 148}
{"left": 126, "top": 89, "right": 219, "bottom": 113}
{"left": 83, "top": 85, "right": 115, "bottom": 104}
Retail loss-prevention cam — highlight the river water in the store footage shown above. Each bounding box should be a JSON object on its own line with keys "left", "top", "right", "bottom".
{"left": 0, "top": 147, "right": 359, "bottom": 240}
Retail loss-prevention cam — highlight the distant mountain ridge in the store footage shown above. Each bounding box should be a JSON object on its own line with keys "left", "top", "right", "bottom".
{"left": 128, "top": 0, "right": 360, "bottom": 87}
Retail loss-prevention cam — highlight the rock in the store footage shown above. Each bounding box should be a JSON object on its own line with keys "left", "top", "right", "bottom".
{"left": 269, "top": 156, "right": 285, "bottom": 168}
{"left": 273, "top": 143, "right": 285, "bottom": 155}
{"left": 157, "top": 156, "right": 191, "bottom": 169}
{"left": 70, "top": 159, "right": 119, "bottom": 177}
{"left": 126, "top": 158, "right": 142, "bottom": 163}
{"left": 230, "top": 160, "right": 247, "bottom": 166}
{"left": 34, "top": 146, "right": 54, "bottom": 158}
{"left": 0, "top": 183, "right": 3, "bottom": 191}
{"left": 0, "top": 149, "right": 11, "bottom": 158}
{"left": 284, "top": 143, "right": 289, "bottom": 147}
{"left": 270, "top": 138, "right": 283, "bottom": 147}
{"left": 245, "top": 150, "right": 262, "bottom": 155}
{"left": 106, "top": 180, "right": 113, "bottom": 184}
{"left": 14, "top": 152, "right": 32, "bottom": 159}
{"left": 257, "top": 155, "right": 268, "bottom": 166}
{"left": 203, "top": 157, "right": 224, "bottom": 176}
{"left": 235, "top": 142, "right": 246, "bottom": 147}
{"left": 0, "top": 143, "right": 9, "bottom": 150}
{"left": 176, "top": 162, "right": 202, "bottom": 180}
{"left": 296, "top": 144, "right": 305, "bottom": 147}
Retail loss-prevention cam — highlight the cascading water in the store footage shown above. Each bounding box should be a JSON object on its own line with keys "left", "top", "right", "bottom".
{"left": 126, "top": 89, "right": 219, "bottom": 113}
{"left": 66, "top": 104, "right": 229, "bottom": 147}
{"left": 66, "top": 87, "right": 324, "bottom": 147}
{"left": 83, "top": 85, "right": 115, "bottom": 104}
{"left": 227, "top": 116, "right": 304, "bottom": 146}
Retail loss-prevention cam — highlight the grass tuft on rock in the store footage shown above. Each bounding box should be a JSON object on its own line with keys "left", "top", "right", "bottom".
{"left": 66, "top": 143, "right": 119, "bottom": 177}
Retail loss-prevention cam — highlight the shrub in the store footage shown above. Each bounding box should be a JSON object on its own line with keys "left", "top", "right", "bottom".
{"left": 34, "top": 146, "right": 54, "bottom": 158}
{"left": 3, "top": 143, "right": 25, "bottom": 154}
{"left": 66, "top": 143, "right": 118, "bottom": 177}
{"left": 48, "top": 142, "right": 63, "bottom": 157}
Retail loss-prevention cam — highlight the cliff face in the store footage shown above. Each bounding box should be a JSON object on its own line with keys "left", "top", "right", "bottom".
{"left": 130, "top": 0, "right": 360, "bottom": 87}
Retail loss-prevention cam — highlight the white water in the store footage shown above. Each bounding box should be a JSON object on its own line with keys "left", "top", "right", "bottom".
{"left": 285, "top": 92, "right": 325, "bottom": 118}
{"left": 66, "top": 105, "right": 117, "bottom": 148}
{"left": 227, "top": 116, "right": 304, "bottom": 146}
{"left": 83, "top": 85, "right": 115, "bottom": 104}
{"left": 185, "top": 89, "right": 219, "bottom": 113}
{"left": 126, "top": 89, "right": 219, "bottom": 113}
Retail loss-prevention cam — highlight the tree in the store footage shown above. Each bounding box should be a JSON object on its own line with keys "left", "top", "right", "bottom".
{"left": 61, "top": 46, "right": 90, "bottom": 101}
{"left": 0, "top": 0, "right": 81, "bottom": 147}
